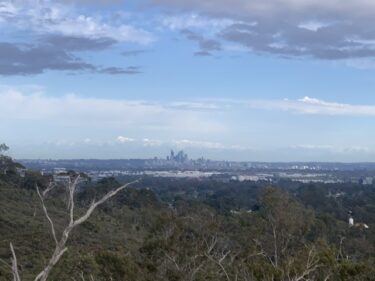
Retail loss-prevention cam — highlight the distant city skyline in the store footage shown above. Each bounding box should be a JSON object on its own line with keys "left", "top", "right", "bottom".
{"left": 2, "top": 0, "right": 375, "bottom": 161}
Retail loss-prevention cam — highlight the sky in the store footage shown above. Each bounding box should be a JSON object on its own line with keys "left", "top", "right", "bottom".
{"left": 2, "top": 0, "right": 375, "bottom": 161}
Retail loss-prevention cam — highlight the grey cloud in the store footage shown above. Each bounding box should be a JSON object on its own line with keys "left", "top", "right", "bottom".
{"left": 153, "top": 0, "right": 375, "bottom": 20}
{"left": 0, "top": 2, "right": 16, "bottom": 19}
{"left": 45, "top": 35, "right": 117, "bottom": 51}
{"left": 220, "top": 22, "right": 375, "bottom": 59}
{"left": 55, "top": 0, "right": 123, "bottom": 5}
{"left": 194, "top": 51, "right": 212, "bottom": 56}
{"left": 100, "top": 66, "right": 142, "bottom": 75}
{"left": 181, "top": 29, "right": 221, "bottom": 56}
{"left": 154, "top": 0, "right": 375, "bottom": 60}
{"left": 0, "top": 42, "right": 95, "bottom": 76}
{"left": 122, "top": 49, "right": 149, "bottom": 56}
{"left": 0, "top": 35, "right": 142, "bottom": 76}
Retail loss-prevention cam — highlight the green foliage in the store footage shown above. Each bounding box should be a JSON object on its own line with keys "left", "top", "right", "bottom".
{"left": 95, "top": 251, "right": 140, "bottom": 281}
{"left": 0, "top": 144, "right": 9, "bottom": 154}
{"left": 1, "top": 162, "right": 375, "bottom": 280}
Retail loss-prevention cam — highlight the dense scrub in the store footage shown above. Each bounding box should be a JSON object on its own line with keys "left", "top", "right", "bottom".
{"left": 1, "top": 160, "right": 375, "bottom": 280}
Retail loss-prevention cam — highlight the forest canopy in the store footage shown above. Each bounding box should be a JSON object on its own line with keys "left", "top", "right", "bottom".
{"left": 0, "top": 156, "right": 374, "bottom": 281}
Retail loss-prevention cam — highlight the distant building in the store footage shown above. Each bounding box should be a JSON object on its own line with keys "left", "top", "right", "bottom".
{"left": 348, "top": 211, "right": 369, "bottom": 230}
{"left": 16, "top": 167, "right": 27, "bottom": 178}
{"left": 362, "top": 177, "right": 373, "bottom": 185}
{"left": 167, "top": 150, "right": 188, "bottom": 163}
{"left": 53, "top": 175, "right": 71, "bottom": 184}
{"left": 349, "top": 216, "right": 354, "bottom": 227}
{"left": 54, "top": 168, "right": 67, "bottom": 175}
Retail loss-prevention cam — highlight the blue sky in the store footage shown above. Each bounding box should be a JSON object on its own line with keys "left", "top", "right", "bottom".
{"left": 2, "top": 0, "right": 375, "bottom": 161}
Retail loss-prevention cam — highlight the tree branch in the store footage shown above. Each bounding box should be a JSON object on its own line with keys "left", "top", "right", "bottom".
{"left": 42, "top": 182, "right": 56, "bottom": 198}
{"left": 10, "top": 243, "right": 21, "bottom": 281}
{"left": 36, "top": 185, "right": 58, "bottom": 246}
{"left": 72, "top": 180, "right": 139, "bottom": 227}
{"left": 11, "top": 176, "right": 139, "bottom": 281}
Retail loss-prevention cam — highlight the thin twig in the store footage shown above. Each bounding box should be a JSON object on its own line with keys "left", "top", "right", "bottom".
{"left": 36, "top": 185, "right": 58, "bottom": 245}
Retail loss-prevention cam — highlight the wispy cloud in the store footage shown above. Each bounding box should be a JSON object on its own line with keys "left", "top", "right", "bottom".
{"left": 160, "top": 13, "right": 237, "bottom": 56}
{"left": 0, "top": 0, "right": 154, "bottom": 44}
{"left": 3, "top": 84, "right": 375, "bottom": 159}
{"left": 248, "top": 96, "right": 375, "bottom": 116}
{"left": 154, "top": 0, "right": 375, "bottom": 60}
{"left": 161, "top": 13, "right": 236, "bottom": 32}
{"left": 177, "top": 96, "right": 375, "bottom": 117}
{"left": 0, "top": 86, "right": 226, "bottom": 134}
{"left": 116, "top": 137, "right": 252, "bottom": 150}
{"left": 0, "top": 0, "right": 154, "bottom": 76}
{"left": 122, "top": 49, "right": 149, "bottom": 57}
{"left": 180, "top": 29, "right": 221, "bottom": 56}
{"left": 292, "top": 144, "right": 371, "bottom": 154}
{"left": 116, "top": 136, "right": 135, "bottom": 143}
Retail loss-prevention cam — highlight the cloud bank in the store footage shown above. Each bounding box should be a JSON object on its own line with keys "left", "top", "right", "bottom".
{"left": 2, "top": 85, "right": 375, "bottom": 160}
{"left": 154, "top": 0, "right": 375, "bottom": 60}
{"left": 0, "top": 0, "right": 153, "bottom": 75}
{"left": 0, "top": 86, "right": 226, "bottom": 135}
{"left": 249, "top": 96, "right": 375, "bottom": 116}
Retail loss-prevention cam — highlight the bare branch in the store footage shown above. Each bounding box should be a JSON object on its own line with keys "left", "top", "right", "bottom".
{"left": 32, "top": 178, "right": 139, "bottom": 281}
{"left": 36, "top": 185, "right": 58, "bottom": 246}
{"left": 10, "top": 243, "right": 21, "bottom": 281}
{"left": 252, "top": 239, "right": 276, "bottom": 268}
{"left": 9, "top": 176, "right": 139, "bottom": 281}
{"left": 164, "top": 253, "right": 181, "bottom": 271}
{"left": 33, "top": 247, "right": 68, "bottom": 281}
{"left": 72, "top": 180, "right": 139, "bottom": 227}
{"left": 205, "top": 249, "right": 231, "bottom": 281}
{"left": 42, "top": 182, "right": 56, "bottom": 198}
{"left": 204, "top": 235, "right": 217, "bottom": 255}
{"left": 219, "top": 250, "right": 230, "bottom": 264}
{"left": 292, "top": 247, "right": 321, "bottom": 281}
{"left": 69, "top": 176, "right": 81, "bottom": 225}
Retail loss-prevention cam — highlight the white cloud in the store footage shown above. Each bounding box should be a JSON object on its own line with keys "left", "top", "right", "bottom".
{"left": 173, "top": 139, "right": 225, "bottom": 149}
{"left": 172, "top": 139, "right": 253, "bottom": 150}
{"left": 298, "top": 21, "right": 332, "bottom": 32}
{"left": 292, "top": 144, "right": 371, "bottom": 154}
{"left": 0, "top": 0, "right": 154, "bottom": 44}
{"left": 83, "top": 138, "right": 92, "bottom": 143}
{"left": 191, "top": 96, "right": 375, "bottom": 117}
{"left": 161, "top": 13, "right": 237, "bottom": 31}
{"left": 142, "top": 138, "right": 164, "bottom": 147}
{"left": 293, "top": 144, "right": 334, "bottom": 150}
{"left": 167, "top": 101, "right": 221, "bottom": 111}
{"left": 116, "top": 136, "right": 135, "bottom": 143}
{"left": 0, "top": 86, "right": 226, "bottom": 137}
{"left": 4, "top": 85, "right": 375, "bottom": 159}
{"left": 248, "top": 96, "right": 375, "bottom": 116}
{"left": 114, "top": 137, "right": 252, "bottom": 151}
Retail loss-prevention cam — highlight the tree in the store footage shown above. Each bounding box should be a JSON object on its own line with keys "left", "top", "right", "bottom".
{"left": 258, "top": 187, "right": 313, "bottom": 267}
{"left": 0, "top": 143, "right": 11, "bottom": 175}
{"left": 9, "top": 175, "right": 138, "bottom": 281}
{"left": 0, "top": 143, "right": 9, "bottom": 155}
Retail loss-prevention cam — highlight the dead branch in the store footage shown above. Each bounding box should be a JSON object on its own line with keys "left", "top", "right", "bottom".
{"left": 10, "top": 243, "right": 20, "bottom": 281}
{"left": 10, "top": 176, "right": 139, "bottom": 281}
{"left": 42, "top": 182, "right": 56, "bottom": 198}
{"left": 205, "top": 249, "right": 231, "bottom": 281}
{"left": 291, "top": 247, "right": 321, "bottom": 281}
{"left": 36, "top": 185, "right": 58, "bottom": 245}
